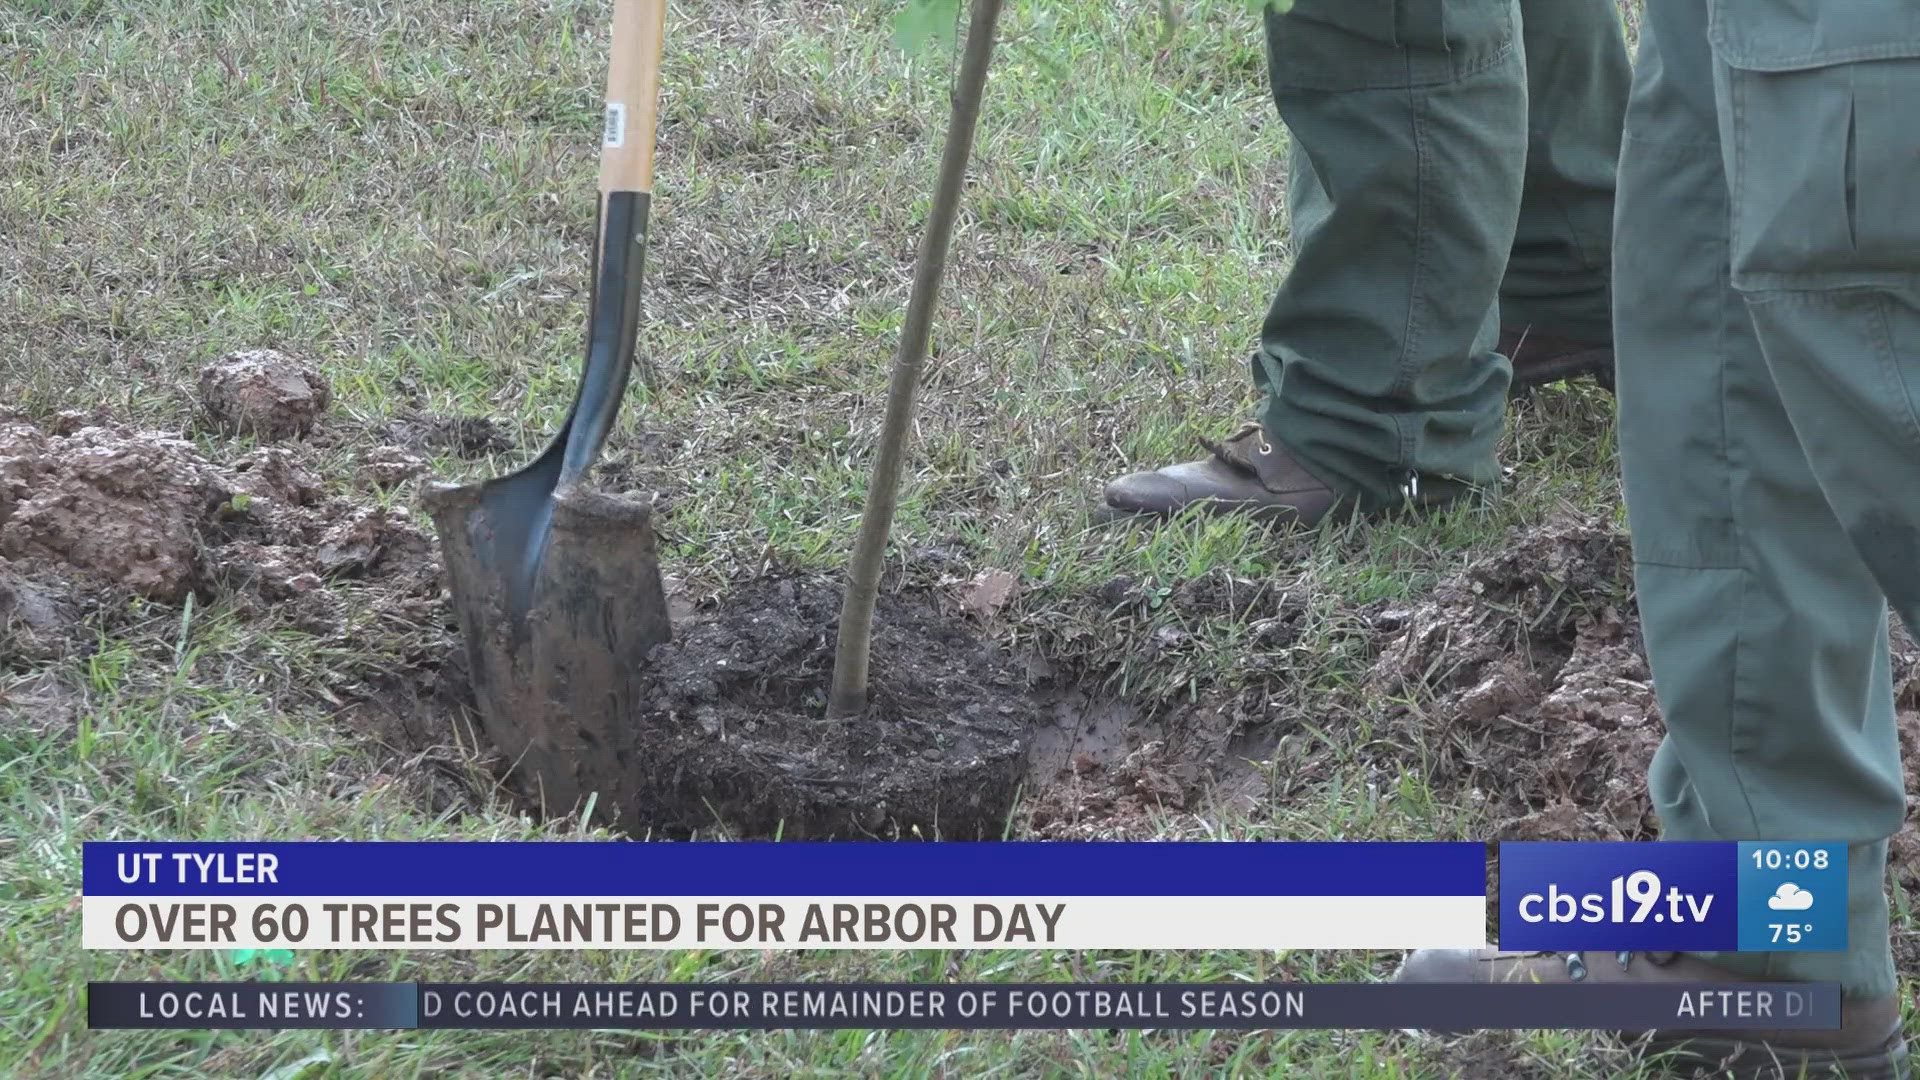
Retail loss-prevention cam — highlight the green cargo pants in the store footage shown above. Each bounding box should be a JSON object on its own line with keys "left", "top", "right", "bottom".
{"left": 1253, "top": 0, "right": 1630, "bottom": 509}
{"left": 1617, "top": 0, "right": 1920, "bottom": 998}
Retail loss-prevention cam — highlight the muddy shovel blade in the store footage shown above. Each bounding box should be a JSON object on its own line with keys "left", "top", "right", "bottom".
{"left": 421, "top": 0, "right": 672, "bottom": 824}
{"left": 424, "top": 481, "right": 669, "bottom": 817}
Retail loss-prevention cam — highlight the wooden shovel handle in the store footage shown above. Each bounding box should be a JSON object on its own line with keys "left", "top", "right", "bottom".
{"left": 599, "top": 0, "right": 666, "bottom": 194}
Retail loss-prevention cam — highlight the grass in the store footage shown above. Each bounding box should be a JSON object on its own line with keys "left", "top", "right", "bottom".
{"left": 0, "top": 0, "right": 1907, "bottom": 1076}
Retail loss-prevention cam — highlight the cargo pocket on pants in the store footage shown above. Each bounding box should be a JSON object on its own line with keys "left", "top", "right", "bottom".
{"left": 1264, "top": 0, "right": 1514, "bottom": 91}
{"left": 1710, "top": 0, "right": 1920, "bottom": 290}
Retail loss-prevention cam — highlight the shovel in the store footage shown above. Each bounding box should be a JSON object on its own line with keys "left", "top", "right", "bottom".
{"left": 423, "top": 0, "right": 672, "bottom": 822}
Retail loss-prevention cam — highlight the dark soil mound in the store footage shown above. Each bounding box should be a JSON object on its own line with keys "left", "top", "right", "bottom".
{"left": 585, "top": 575, "right": 1038, "bottom": 839}
{"left": 0, "top": 417, "right": 234, "bottom": 603}
{"left": 1365, "top": 516, "right": 1920, "bottom": 914}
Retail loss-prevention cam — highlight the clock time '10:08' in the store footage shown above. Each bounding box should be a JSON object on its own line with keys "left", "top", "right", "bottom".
{"left": 1749, "top": 848, "right": 1830, "bottom": 872}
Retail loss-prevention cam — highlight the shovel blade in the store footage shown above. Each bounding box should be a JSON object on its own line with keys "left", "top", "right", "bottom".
{"left": 425, "top": 480, "right": 671, "bottom": 822}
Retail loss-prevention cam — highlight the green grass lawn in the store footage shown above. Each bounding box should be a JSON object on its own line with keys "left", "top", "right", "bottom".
{"left": 0, "top": 0, "right": 1906, "bottom": 1076}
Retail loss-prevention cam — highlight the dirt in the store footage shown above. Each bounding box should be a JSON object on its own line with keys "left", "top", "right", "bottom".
{"left": 196, "top": 348, "right": 332, "bottom": 440}
{"left": 378, "top": 413, "right": 513, "bottom": 459}
{"left": 348, "top": 445, "right": 423, "bottom": 488}
{"left": 1021, "top": 689, "right": 1275, "bottom": 839}
{"left": 0, "top": 411, "right": 442, "bottom": 666}
{"left": 0, "top": 562, "right": 89, "bottom": 665}
{"left": 1359, "top": 517, "right": 1920, "bottom": 912}
{"left": 0, "top": 407, "right": 1054, "bottom": 841}
{"left": 0, "top": 416, "right": 235, "bottom": 603}
{"left": 1366, "top": 519, "right": 1659, "bottom": 841}
{"left": 577, "top": 574, "right": 1039, "bottom": 839}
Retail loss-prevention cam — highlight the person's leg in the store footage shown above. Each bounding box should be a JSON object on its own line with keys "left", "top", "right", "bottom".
{"left": 1617, "top": 4, "right": 1906, "bottom": 1004}
{"left": 1104, "top": 0, "right": 1527, "bottom": 521}
{"left": 1400, "top": 1, "right": 1909, "bottom": 1073}
{"left": 1698, "top": 1, "right": 1920, "bottom": 998}
{"left": 1498, "top": 0, "right": 1630, "bottom": 388}
{"left": 1252, "top": 0, "right": 1523, "bottom": 512}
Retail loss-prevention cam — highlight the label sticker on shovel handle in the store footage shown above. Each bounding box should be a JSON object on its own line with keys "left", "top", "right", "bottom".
{"left": 603, "top": 102, "right": 626, "bottom": 148}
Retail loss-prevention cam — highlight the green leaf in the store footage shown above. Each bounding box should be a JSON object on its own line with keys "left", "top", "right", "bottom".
{"left": 1245, "top": 0, "right": 1295, "bottom": 14}
{"left": 893, "top": 0, "right": 960, "bottom": 55}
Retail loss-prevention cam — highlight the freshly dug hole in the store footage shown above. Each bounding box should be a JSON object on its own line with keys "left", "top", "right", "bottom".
{"left": 545, "top": 574, "right": 1038, "bottom": 839}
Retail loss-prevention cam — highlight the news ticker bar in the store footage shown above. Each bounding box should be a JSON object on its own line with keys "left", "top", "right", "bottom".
{"left": 82, "top": 840, "right": 1850, "bottom": 952}
{"left": 87, "top": 981, "right": 1841, "bottom": 1032}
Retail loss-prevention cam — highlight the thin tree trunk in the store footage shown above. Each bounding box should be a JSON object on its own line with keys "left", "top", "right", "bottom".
{"left": 826, "top": 0, "right": 1003, "bottom": 719}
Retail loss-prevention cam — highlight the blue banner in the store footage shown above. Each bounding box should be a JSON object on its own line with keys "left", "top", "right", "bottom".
{"left": 1734, "top": 842, "right": 1847, "bottom": 952}
{"left": 1497, "top": 842, "right": 1846, "bottom": 953}
{"left": 84, "top": 841, "right": 1485, "bottom": 897}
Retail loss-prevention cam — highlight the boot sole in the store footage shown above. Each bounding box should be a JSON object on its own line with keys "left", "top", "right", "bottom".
{"left": 1644, "top": 1029, "right": 1910, "bottom": 1080}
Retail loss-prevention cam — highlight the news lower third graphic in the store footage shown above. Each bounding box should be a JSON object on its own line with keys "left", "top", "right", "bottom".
{"left": 84, "top": 839, "right": 1853, "bottom": 956}
{"left": 81, "top": 840, "right": 1854, "bottom": 1033}
{"left": 1498, "top": 842, "right": 1847, "bottom": 953}
{"left": 81, "top": 841, "right": 1488, "bottom": 951}
{"left": 86, "top": 981, "right": 1843, "bottom": 1032}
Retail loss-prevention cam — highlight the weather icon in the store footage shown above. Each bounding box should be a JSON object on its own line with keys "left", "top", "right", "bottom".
{"left": 1767, "top": 883, "right": 1814, "bottom": 911}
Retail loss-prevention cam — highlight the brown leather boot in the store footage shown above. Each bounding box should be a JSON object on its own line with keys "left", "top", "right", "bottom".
{"left": 1395, "top": 948, "right": 1910, "bottom": 1079}
{"left": 1100, "top": 422, "right": 1349, "bottom": 524}
{"left": 1501, "top": 326, "right": 1616, "bottom": 395}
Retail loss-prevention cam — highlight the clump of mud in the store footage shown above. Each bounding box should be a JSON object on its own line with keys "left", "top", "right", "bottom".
{"left": 197, "top": 349, "right": 332, "bottom": 440}
{"left": 358, "top": 444, "right": 430, "bottom": 487}
{"left": 1, "top": 417, "right": 234, "bottom": 603}
{"left": 0, "top": 412, "right": 439, "bottom": 665}
{"left": 0, "top": 562, "right": 90, "bottom": 664}
{"left": 588, "top": 575, "right": 1038, "bottom": 839}
{"left": 1367, "top": 519, "right": 1660, "bottom": 841}
{"left": 379, "top": 413, "right": 512, "bottom": 459}
{"left": 217, "top": 464, "right": 438, "bottom": 635}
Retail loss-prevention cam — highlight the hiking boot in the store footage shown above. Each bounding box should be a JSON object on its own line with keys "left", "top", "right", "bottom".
{"left": 1395, "top": 948, "right": 1910, "bottom": 1079}
{"left": 1501, "top": 326, "right": 1616, "bottom": 395}
{"left": 1100, "top": 422, "right": 1348, "bottom": 524}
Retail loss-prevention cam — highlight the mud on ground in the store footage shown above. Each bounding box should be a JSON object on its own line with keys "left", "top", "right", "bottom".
{"left": 1365, "top": 520, "right": 1659, "bottom": 842}
{"left": 1026, "top": 515, "right": 1919, "bottom": 916}
{"left": 1358, "top": 518, "right": 1920, "bottom": 933}
{"left": 0, "top": 411, "right": 449, "bottom": 746}
{"left": 1009, "top": 523, "right": 1663, "bottom": 843}
{"left": 0, "top": 412, "right": 439, "bottom": 626}
{"left": 594, "top": 574, "right": 1037, "bottom": 839}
